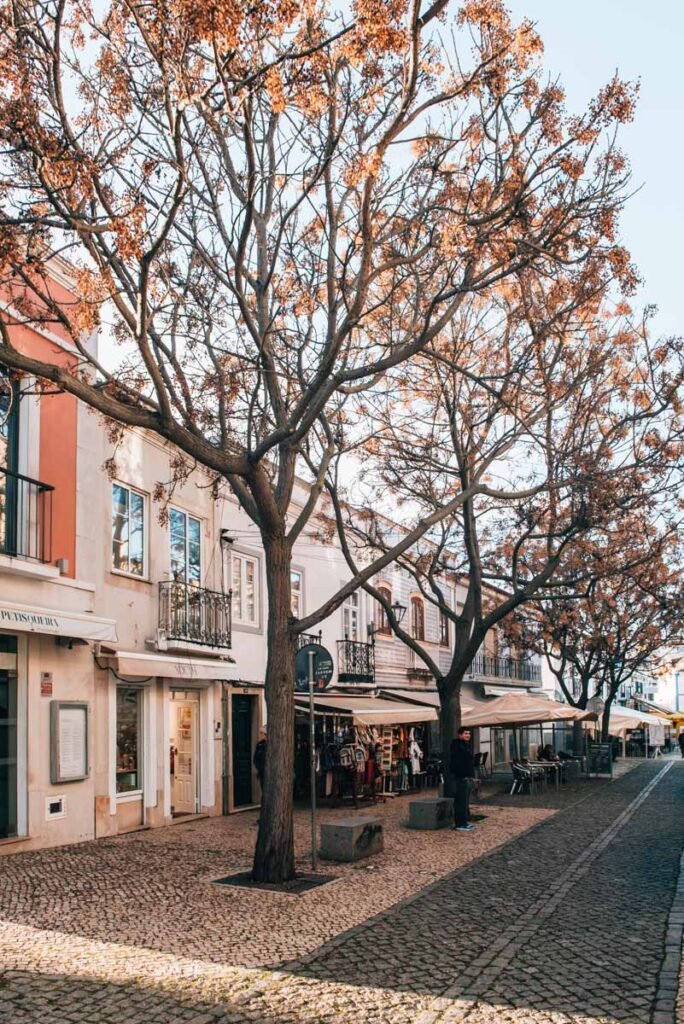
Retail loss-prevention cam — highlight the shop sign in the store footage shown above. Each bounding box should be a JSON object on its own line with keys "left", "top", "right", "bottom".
{"left": 40, "top": 672, "right": 53, "bottom": 697}
{"left": 295, "top": 644, "right": 334, "bottom": 691}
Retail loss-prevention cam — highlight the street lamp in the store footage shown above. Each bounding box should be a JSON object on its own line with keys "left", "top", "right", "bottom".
{"left": 391, "top": 600, "right": 407, "bottom": 625}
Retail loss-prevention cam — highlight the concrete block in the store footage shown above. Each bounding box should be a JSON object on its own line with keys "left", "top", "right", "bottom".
{"left": 320, "top": 816, "right": 383, "bottom": 862}
{"left": 408, "top": 798, "right": 454, "bottom": 831}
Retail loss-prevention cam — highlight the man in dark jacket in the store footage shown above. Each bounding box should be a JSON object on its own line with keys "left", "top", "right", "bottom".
{"left": 450, "top": 726, "right": 475, "bottom": 831}
{"left": 254, "top": 729, "right": 267, "bottom": 793}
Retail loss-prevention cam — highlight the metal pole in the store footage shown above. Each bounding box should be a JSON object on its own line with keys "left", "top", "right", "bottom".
{"left": 308, "top": 649, "right": 317, "bottom": 872}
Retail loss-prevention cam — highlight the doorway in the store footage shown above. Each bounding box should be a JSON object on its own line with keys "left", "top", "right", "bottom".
{"left": 169, "top": 691, "right": 200, "bottom": 817}
{"left": 232, "top": 694, "right": 254, "bottom": 808}
{"left": 0, "top": 636, "right": 18, "bottom": 838}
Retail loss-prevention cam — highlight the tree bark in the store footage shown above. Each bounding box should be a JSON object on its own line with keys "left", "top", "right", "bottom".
{"left": 601, "top": 697, "right": 614, "bottom": 742}
{"left": 439, "top": 680, "right": 461, "bottom": 798}
{"left": 252, "top": 536, "right": 296, "bottom": 883}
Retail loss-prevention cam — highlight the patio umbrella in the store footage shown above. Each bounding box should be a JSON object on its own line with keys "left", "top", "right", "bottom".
{"left": 461, "top": 691, "right": 596, "bottom": 728}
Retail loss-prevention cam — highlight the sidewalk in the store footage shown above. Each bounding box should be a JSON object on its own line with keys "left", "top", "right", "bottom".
{"left": 1, "top": 762, "right": 679, "bottom": 1024}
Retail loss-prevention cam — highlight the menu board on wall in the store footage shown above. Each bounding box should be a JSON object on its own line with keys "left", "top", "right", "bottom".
{"left": 50, "top": 702, "right": 89, "bottom": 783}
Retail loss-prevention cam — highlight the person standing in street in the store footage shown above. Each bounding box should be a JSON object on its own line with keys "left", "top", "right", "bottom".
{"left": 451, "top": 726, "right": 475, "bottom": 832}
{"left": 254, "top": 729, "right": 267, "bottom": 793}
{"left": 678, "top": 730, "right": 684, "bottom": 759}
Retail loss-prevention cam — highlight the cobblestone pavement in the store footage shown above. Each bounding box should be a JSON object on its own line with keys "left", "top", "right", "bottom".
{"left": 1, "top": 762, "right": 682, "bottom": 1024}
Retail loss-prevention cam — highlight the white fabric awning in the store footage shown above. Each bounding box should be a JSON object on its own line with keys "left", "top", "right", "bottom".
{"left": 379, "top": 688, "right": 441, "bottom": 709}
{"left": 101, "top": 648, "right": 236, "bottom": 681}
{"left": 610, "top": 706, "right": 671, "bottom": 733}
{"left": 0, "top": 599, "right": 117, "bottom": 642}
{"left": 294, "top": 693, "right": 437, "bottom": 725}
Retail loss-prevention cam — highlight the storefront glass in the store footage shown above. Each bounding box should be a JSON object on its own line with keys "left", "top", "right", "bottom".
{"left": 0, "top": 636, "right": 18, "bottom": 837}
{"left": 116, "top": 687, "right": 142, "bottom": 793}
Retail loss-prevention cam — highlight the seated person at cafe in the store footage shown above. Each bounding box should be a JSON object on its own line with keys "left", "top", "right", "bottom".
{"left": 538, "top": 744, "right": 560, "bottom": 762}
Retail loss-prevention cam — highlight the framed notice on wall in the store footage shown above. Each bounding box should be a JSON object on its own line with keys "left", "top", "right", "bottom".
{"left": 50, "top": 702, "right": 89, "bottom": 783}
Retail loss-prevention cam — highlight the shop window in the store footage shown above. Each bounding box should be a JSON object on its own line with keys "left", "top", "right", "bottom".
{"left": 116, "top": 688, "right": 142, "bottom": 794}
{"left": 411, "top": 597, "right": 425, "bottom": 641}
{"left": 439, "top": 609, "right": 450, "bottom": 647}
{"left": 169, "top": 507, "right": 201, "bottom": 585}
{"left": 232, "top": 552, "right": 259, "bottom": 626}
{"left": 375, "top": 586, "right": 392, "bottom": 636}
{"left": 112, "top": 483, "right": 146, "bottom": 577}
{"left": 343, "top": 591, "right": 359, "bottom": 641}
{"left": 291, "top": 570, "right": 303, "bottom": 618}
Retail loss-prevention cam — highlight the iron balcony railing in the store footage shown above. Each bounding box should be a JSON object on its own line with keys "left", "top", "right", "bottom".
{"left": 337, "top": 637, "right": 375, "bottom": 685}
{"left": 468, "top": 652, "right": 541, "bottom": 683}
{"left": 0, "top": 466, "right": 54, "bottom": 563}
{"left": 297, "top": 631, "right": 322, "bottom": 650}
{"left": 159, "top": 580, "right": 232, "bottom": 650}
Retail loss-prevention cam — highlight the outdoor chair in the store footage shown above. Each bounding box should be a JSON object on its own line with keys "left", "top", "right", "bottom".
{"left": 510, "top": 761, "right": 535, "bottom": 795}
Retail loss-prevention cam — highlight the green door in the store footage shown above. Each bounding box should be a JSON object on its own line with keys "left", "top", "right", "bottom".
{"left": 0, "top": 636, "right": 18, "bottom": 838}
{"left": 232, "top": 695, "right": 253, "bottom": 807}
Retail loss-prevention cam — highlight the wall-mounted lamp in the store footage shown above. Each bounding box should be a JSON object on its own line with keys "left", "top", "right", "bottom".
{"left": 391, "top": 601, "right": 407, "bottom": 625}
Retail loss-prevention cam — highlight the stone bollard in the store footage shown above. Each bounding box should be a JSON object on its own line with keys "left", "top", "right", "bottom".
{"left": 408, "top": 798, "right": 454, "bottom": 830}
{"left": 320, "top": 816, "right": 384, "bottom": 862}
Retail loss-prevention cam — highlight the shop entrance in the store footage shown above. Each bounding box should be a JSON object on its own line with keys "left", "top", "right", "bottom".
{"left": 169, "top": 691, "right": 200, "bottom": 816}
{"left": 232, "top": 694, "right": 254, "bottom": 807}
{"left": 0, "top": 636, "right": 18, "bottom": 838}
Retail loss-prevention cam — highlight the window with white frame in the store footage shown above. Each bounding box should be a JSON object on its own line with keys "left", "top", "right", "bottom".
{"left": 290, "top": 570, "right": 303, "bottom": 618}
{"left": 112, "top": 483, "right": 146, "bottom": 577}
{"left": 232, "top": 552, "right": 259, "bottom": 626}
{"left": 169, "top": 508, "right": 201, "bottom": 585}
{"left": 439, "top": 609, "right": 450, "bottom": 647}
{"left": 343, "top": 591, "right": 359, "bottom": 641}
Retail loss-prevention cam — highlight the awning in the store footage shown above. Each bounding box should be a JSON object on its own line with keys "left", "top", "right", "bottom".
{"left": 0, "top": 599, "right": 117, "bottom": 642}
{"left": 379, "top": 688, "right": 441, "bottom": 709}
{"left": 609, "top": 705, "right": 671, "bottom": 733}
{"left": 100, "top": 648, "right": 236, "bottom": 681}
{"left": 380, "top": 688, "right": 594, "bottom": 728}
{"left": 294, "top": 693, "right": 437, "bottom": 725}
{"left": 462, "top": 692, "right": 596, "bottom": 728}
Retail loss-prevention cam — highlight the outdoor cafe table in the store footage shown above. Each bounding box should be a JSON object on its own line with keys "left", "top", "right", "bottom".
{"left": 529, "top": 760, "right": 561, "bottom": 791}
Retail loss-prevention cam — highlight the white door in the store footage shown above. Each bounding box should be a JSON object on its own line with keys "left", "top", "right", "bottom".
{"left": 171, "top": 700, "right": 199, "bottom": 814}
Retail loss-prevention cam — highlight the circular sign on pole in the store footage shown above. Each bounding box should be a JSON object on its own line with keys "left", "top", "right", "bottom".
{"left": 295, "top": 643, "right": 334, "bottom": 691}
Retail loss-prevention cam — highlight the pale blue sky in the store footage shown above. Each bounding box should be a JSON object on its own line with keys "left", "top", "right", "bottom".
{"left": 507, "top": 0, "right": 683, "bottom": 339}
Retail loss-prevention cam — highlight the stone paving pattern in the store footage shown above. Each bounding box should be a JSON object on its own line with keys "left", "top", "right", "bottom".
{"left": 0, "top": 762, "right": 682, "bottom": 1024}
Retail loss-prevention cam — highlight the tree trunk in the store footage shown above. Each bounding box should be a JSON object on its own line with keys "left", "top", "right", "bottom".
{"left": 252, "top": 536, "right": 296, "bottom": 883}
{"left": 439, "top": 680, "right": 461, "bottom": 798}
{"left": 601, "top": 697, "right": 614, "bottom": 742}
{"left": 571, "top": 720, "right": 585, "bottom": 756}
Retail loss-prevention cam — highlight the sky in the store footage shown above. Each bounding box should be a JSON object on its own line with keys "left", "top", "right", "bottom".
{"left": 507, "top": 0, "right": 683, "bottom": 340}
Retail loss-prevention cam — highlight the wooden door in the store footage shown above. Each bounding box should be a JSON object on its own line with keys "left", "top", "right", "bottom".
{"left": 232, "top": 695, "right": 253, "bottom": 807}
{"left": 171, "top": 700, "right": 199, "bottom": 815}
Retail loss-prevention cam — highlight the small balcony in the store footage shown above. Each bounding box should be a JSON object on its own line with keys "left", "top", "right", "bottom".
{"left": 158, "top": 580, "right": 231, "bottom": 652}
{"left": 467, "top": 652, "right": 541, "bottom": 685}
{"left": 338, "top": 637, "right": 375, "bottom": 685}
{"left": 0, "top": 466, "right": 54, "bottom": 564}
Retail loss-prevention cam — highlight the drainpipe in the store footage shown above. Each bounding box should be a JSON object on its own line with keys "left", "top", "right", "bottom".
{"left": 221, "top": 683, "right": 230, "bottom": 815}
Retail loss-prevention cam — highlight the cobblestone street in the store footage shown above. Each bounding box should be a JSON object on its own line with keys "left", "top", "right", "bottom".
{"left": 1, "top": 761, "right": 683, "bottom": 1024}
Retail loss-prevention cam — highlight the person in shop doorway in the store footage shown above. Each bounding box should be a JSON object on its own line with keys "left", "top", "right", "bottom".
{"left": 678, "top": 731, "right": 684, "bottom": 759}
{"left": 254, "top": 729, "right": 267, "bottom": 794}
{"left": 451, "top": 726, "right": 475, "bottom": 832}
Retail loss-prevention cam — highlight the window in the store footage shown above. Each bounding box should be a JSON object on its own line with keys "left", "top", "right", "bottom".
{"left": 375, "top": 585, "right": 392, "bottom": 636}
{"left": 232, "top": 552, "right": 259, "bottom": 626}
{"left": 343, "top": 591, "right": 359, "bottom": 641}
{"left": 439, "top": 609, "right": 450, "bottom": 647}
{"left": 112, "top": 484, "right": 146, "bottom": 577}
{"left": 169, "top": 508, "right": 201, "bottom": 585}
{"left": 291, "top": 570, "right": 303, "bottom": 618}
{"left": 116, "top": 688, "right": 142, "bottom": 794}
{"left": 411, "top": 597, "right": 425, "bottom": 641}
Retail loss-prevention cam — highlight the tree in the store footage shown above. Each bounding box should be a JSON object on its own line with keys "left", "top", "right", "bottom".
{"left": 328, "top": 292, "right": 683, "bottom": 756}
{"left": 0, "top": 0, "right": 646, "bottom": 878}
{"left": 515, "top": 528, "right": 682, "bottom": 743}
